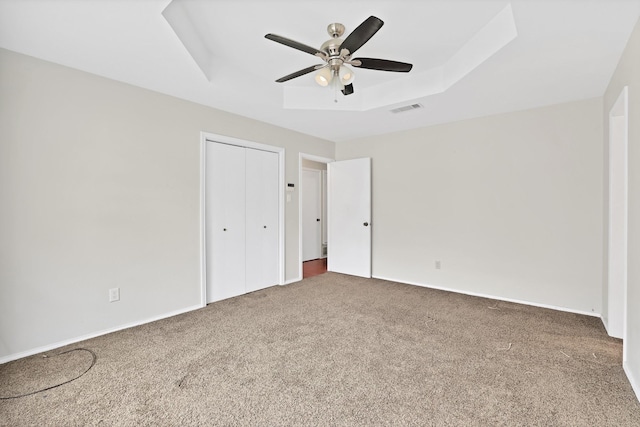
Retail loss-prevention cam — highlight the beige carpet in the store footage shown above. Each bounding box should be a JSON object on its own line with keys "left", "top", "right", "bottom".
{"left": 1, "top": 273, "right": 639, "bottom": 426}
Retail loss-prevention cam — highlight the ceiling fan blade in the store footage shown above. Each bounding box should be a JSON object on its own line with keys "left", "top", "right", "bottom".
{"left": 341, "top": 83, "right": 354, "bottom": 96}
{"left": 352, "top": 58, "right": 413, "bottom": 72}
{"left": 265, "top": 34, "right": 326, "bottom": 58}
{"left": 340, "top": 16, "right": 384, "bottom": 56}
{"left": 275, "top": 65, "right": 319, "bottom": 83}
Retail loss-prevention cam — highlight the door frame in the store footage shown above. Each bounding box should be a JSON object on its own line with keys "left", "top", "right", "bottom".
{"left": 200, "top": 132, "right": 285, "bottom": 306}
{"left": 606, "top": 86, "right": 629, "bottom": 351}
{"left": 298, "top": 153, "right": 334, "bottom": 281}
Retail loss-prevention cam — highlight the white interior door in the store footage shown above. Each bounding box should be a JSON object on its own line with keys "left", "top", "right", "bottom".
{"left": 245, "top": 149, "right": 279, "bottom": 293}
{"left": 206, "top": 143, "right": 246, "bottom": 302}
{"left": 302, "top": 169, "right": 322, "bottom": 261}
{"left": 328, "top": 158, "right": 371, "bottom": 277}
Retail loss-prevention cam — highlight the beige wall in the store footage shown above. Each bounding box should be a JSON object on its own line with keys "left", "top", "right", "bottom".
{"left": 337, "top": 98, "right": 603, "bottom": 314}
{"left": 604, "top": 18, "right": 640, "bottom": 395}
{"left": 0, "top": 48, "right": 334, "bottom": 360}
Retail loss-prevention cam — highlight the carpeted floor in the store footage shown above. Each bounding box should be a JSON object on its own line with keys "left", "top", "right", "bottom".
{"left": 1, "top": 273, "right": 639, "bottom": 426}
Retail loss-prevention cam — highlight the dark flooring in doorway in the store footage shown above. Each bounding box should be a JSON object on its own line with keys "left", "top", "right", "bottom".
{"left": 303, "top": 258, "right": 327, "bottom": 278}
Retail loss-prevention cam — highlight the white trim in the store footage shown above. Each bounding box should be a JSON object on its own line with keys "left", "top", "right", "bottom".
{"left": 199, "top": 137, "right": 207, "bottom": 308}
{"left": 605, "top": 86, "right": 629, "bottom": 347}
{"left": 0, "top": 304, "right": 202, "bottom": 364}
{"left": 372, "top": 275, "right": 601, "bottom": 318}
{"left": 284, "top": 277, "right": 302, "bottom": 285}
{"left": 603, "top": 318, "right": 615, "bottom": 336}
{"left": 200, "top": 132, "right": 286, "bottom": 304}
{"left": 300, "top": 153, "right": 335, "bottom": 164}
{"left": 279, "top": 153, "right": 286, "bottom": 286}
{"left": 202, "top": 131, "right": 286, "bottom": 154}
{"left": 624, "top": 362, "right": 640, "bottom": 403}
{"left": 298, "top": 153, "right": 334, "bottom": 280}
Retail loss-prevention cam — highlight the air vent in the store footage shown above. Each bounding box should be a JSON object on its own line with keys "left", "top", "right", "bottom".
{"left": 390, "top": 103, "right": 424, "bottom": 114}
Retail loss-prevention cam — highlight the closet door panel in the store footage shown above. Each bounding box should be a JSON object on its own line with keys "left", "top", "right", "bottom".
{"left": 206, "top": 143, "right": 246, "bottom": 302}
{"left": 245, "top": 149, "right": 279, "bottom": 292}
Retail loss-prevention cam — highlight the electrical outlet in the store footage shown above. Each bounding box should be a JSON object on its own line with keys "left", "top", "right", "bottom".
{"left": 435, "top": 260, "right": 441, "bottom": 270}
{"left": 109, "top": 287, "right": 120, "bottom": 302}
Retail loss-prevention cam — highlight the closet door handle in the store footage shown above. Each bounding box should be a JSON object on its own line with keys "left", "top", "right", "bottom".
{"left": 363, "top": 222, "right": 369, "bottom": 227}
{"left": 264, "top": 226, "right": 267, "bottom": 229}
{"left": 316, "top": 218, "right": 320, "bottom": 222}
{"left": 223, "top": 228, "right": 227, "bottom": 231}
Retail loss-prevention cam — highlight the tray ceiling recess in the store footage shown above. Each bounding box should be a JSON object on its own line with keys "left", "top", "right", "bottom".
{"left": 163, "top": 2, "right": 517, "bottom": 112}
{"left": 2, "top": 1, "right": 638, "bottom": 142}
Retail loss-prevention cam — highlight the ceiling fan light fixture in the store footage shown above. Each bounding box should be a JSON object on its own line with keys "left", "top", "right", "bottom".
{"left": 339, "top": 65, "right": 355, "bottom": 85}
{"left": 315, "top": 67, "right": 333, "bottom": 86}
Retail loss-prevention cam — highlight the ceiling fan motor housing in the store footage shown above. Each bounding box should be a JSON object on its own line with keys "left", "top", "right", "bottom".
{"left": 321, "top": 38, "right": 344, "bottom": 57}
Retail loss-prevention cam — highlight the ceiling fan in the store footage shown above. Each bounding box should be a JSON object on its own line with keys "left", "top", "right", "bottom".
{"left": 265, "top": 16, "right": 413, "bottom": 96}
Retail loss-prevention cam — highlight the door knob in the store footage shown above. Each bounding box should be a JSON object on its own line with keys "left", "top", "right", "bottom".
{"left": 363, "top": 222, "right": 369, "bottom": 227}
{"left": 223, "top": 228, "right": 227, "bottom": 231}
{"left": 264, "top": 226, "right": 267, "bottom": 228}
{"left": 316, "top": 218, "right": 321, "bottom": 222}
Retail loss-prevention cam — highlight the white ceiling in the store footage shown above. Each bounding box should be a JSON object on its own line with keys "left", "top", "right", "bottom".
{"left": 1, "top": 0, "right": 639, "bottom": 143}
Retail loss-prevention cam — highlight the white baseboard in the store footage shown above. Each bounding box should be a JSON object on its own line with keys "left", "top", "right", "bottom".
{"left": 601, "top": 317, "right": 625, "bottom": 339}
{"left": 624, "top": 362, "right": 640, "bottom": 403}
{"left": 0, "top": 304, "right": 202, "bottom": 365}
{"left": 372, "top": 275, "right": 600, "bottom": 318}
{"left": 602, "top": 315, "right": 611, "bottom": 334}
{"left": 283, "top": 276, "right": 302, "bottom": 285}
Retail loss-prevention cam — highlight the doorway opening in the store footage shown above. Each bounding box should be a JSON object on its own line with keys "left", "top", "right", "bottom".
{"left": 299, "top": 153, "right": 333, "bottom": 280}
{"left": 303, "top": 258, "right": 328, "bottom": 279}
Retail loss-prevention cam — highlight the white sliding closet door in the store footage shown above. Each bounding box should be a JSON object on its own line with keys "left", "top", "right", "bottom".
{"left": 206, "top": 142, "right": 280, "bottom": 303}
{"left": 206, "top": 143, "right": 246, "bottom": 302}
{"left": 245, "top": 149, "right": 279, "bottom": 293}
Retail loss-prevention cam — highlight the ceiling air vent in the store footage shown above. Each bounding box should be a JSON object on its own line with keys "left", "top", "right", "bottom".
{"left": 390, "top": 103, "right": 424, "bottom": 114}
